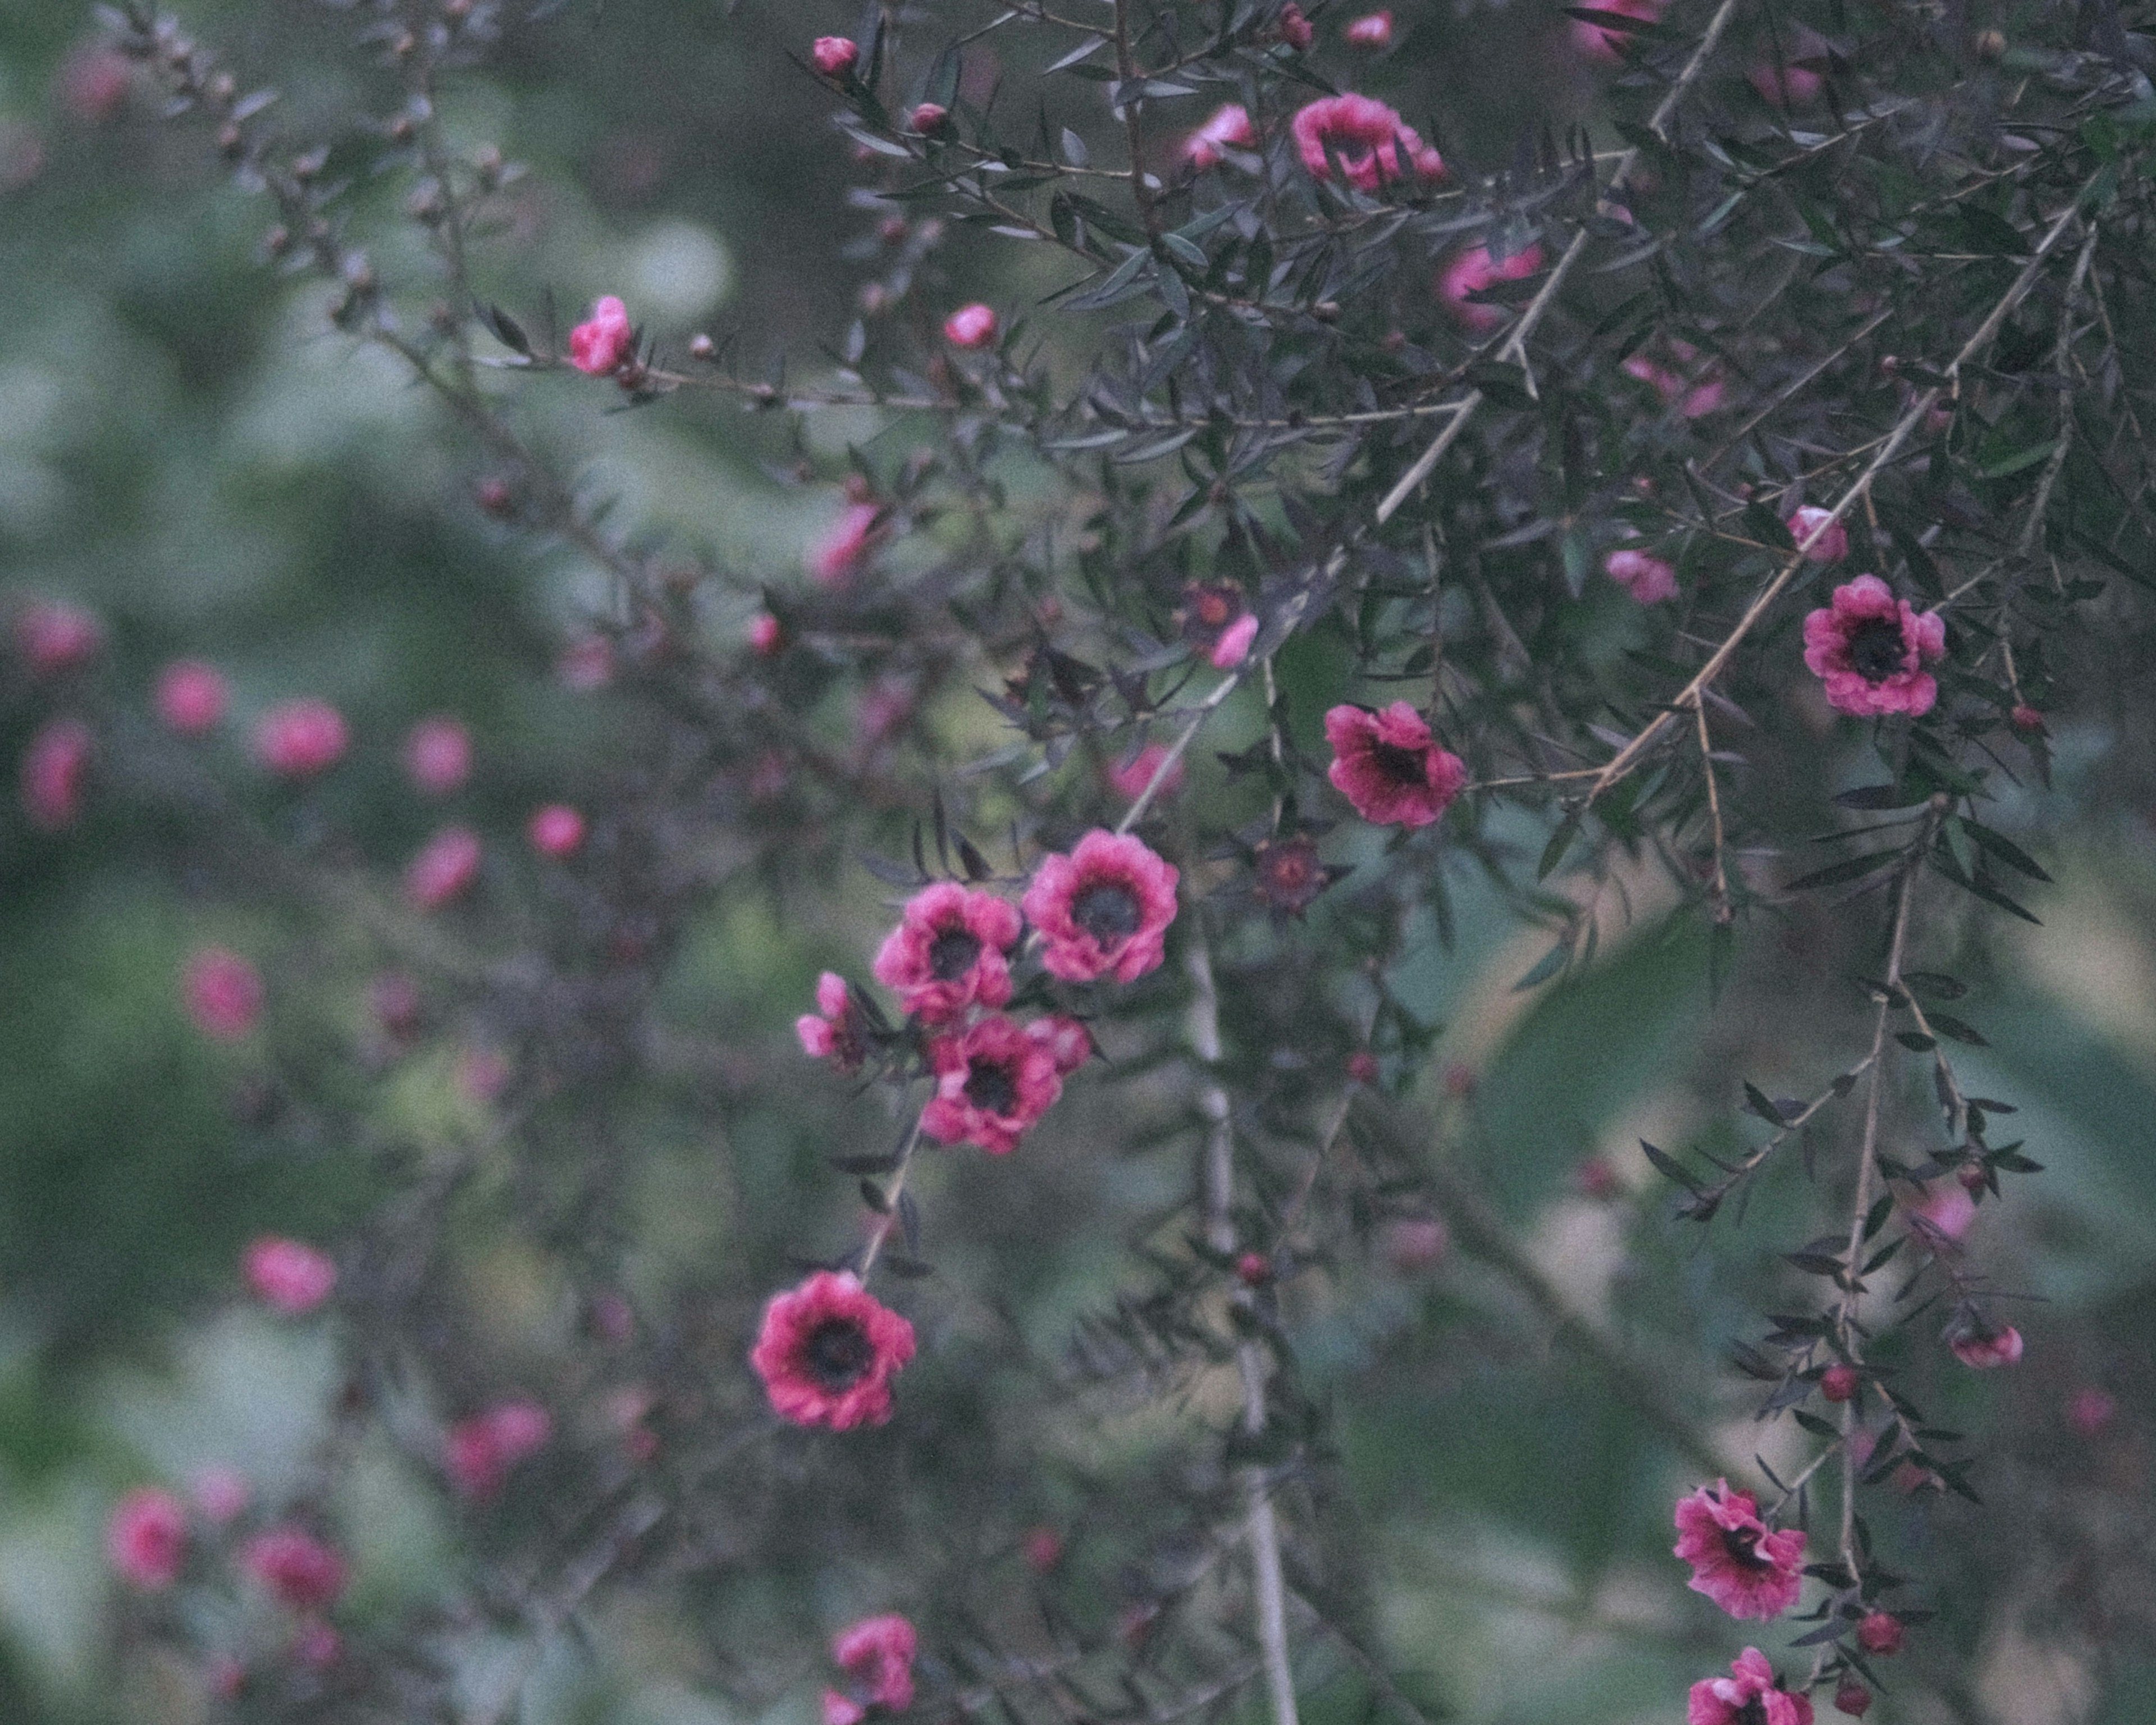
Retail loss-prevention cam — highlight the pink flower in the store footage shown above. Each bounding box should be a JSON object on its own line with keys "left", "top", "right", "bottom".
{"left": 1021, "top": 830, "right": 1180, "bottom": 984}
{"left": 1623, "top": 339, "right": 1724, "bottom": 416}
{"left": 2068, "top": 1386, "right": 2117, "bottom": 1436}
{"left": 1324, "top": 702, "right": 1468, "bottom": 829}
{"left": 155, "top": 660, "right": 229, "bottom": 734}
{"left": 873, "top": 882, "right": 1022, "bottom": 1024}
{"left": 1277, "top": 2, "right": 1314, "bottom": 50}
{"left": 254, "top": 698, "right": 348, "bottom": 778}
{"left": 1856, "top": 1612, "right": 1903, "bottom": 1655}
{"left": 405, "top": 825, "right": 482, "bottom": 910}
{"left": 568, "top": 295, "right": 634, "bottom": 376}
{"left": 810, "top": 501, "right": 885, "bottom": 587}
{"left": 1687, "top": 1648, "right": 1814, "bottom": 1725}
{"left": 1905, "top": 1179, "right": 1975, "bottom": 1242}
{"left": 1179, "top": 579, "right": 1257, "bottom": 667}
{"left": 1023, "top": 1526, "right": 1065, "bottom": 1571}
{"left": 908, "top": 102, "right": 949, "bottom": 134}
{"left": 1345, "top": 10, "right": 1394, "bottom": 45}
{"left": 1948, "top": 1318, "right": 2023, "bottom": 1369}
{"left": 445, "top": 1399, "right": 552, "bottom": 1500}
{"left": 528, "top": 804, "right": 587, "bottom": 857}
{"left": 1026, "top": 1014, "right": 1097, "bottom": 1075}
{"left": 2010, "top": 704, "right": 2045, "bottom": 733}
{"left": 828, "top": 1613, "right": 918, "bottom": 1718}
{"left": 1820, "top": 1363, "right": 1860, "bottom": 1403}
{"left": 923, "top": 1014, "right": 1065, "bottom": 1153}
{"left": 1571, "top": 0, "right": 1665, "bottom": 61}
{"left": 1605, "top": 547, "right": 1678, "bottom": 603}
{"left": 944, "top": 303, "right": 998, "bottom": 348}
{"left": 107, "top": 1487, "right": 188, "bottom": 1590}
{"left": 1672, "top": 1480, "right": 1807, "bottom": 1619}
{"left": 1210, "top": 612, "right": 1259, "bottom": 669}
{"left": 1785, "top": 505, "right": 1848, "bottom": 563}
{"left": 1834, "top": 1682, "right": 1872, "bottom": 1717}
{"left": 1750, "top": 33, "right": 1829, "bottom": 106}
{"left": 244, "top": 1236, "right": 337, "bottom": 1315}
{"left": 1108, "top": 743, "right": 1185, "bottom": 803}
{"left": 21, "top": 717, "right": 93, "bottom": 829}
{"left": 812, "top": 36, "right": 861, "bottom": 77}
{"left": 182, "top": 947, "right": 264, "bottom": 1041}
{"left": 750, "top": 1270, "right": 916, "bottom": 1430}
{"left": 1802, "top": 576, "right": 1947, "bottom": 718}
{"left": 190, "top": 1467, "right": 250, "bottom": 1525}
{"left": 1291, "top": 95, "right": 1444, "bottom": 190}
{"left": 798, "top": 971, "right": 868, "bottom": 1070}
{"left": 1185, "top": 104, "right": 1255, "bottom": 170}
{"left": 402, "top": 717, "right": 472, "bottom": 796}
{"left": 240, "top": 1527, "right": 348, "bottom": 1612}
{"left": 1438, "top": 243, "right": 1544, "bottom": 333}
{"left": 16, "top": 600, "right": 102, "bottom": 677}
{"left": 748, "top": 611, "right": 784, "bottom": 655}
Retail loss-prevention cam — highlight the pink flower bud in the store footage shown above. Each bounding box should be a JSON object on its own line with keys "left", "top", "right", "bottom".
{"left": 1833, "top": 1684, "right": 1871, "bottom": 1717}
{"left": 1277, "top": 3, "right": 1314, "bottom": 49}
{"left": 404, "top": 825, "right": 482, "bottom": 910}
{"left": 944, "top": 303, "right": 998, "bottom": 348}
{"left": 21, "top": 717, "right": 93, "bottom": 830}
{"left": 402, "top": 717, "right": 472, "bottom": 796}
{"left": 1949, "top": 1322, "right": 2023, "bottom": 1369}
{"left": 748, "top": 611, "right": 784, "bottom": 655}
{"left": 1209, "top": 612, "right": 1259, "bottom": 668}
{"left": 1820, "top": 1363, "right": 1859, "bottom": 1403}
{"left": 1107, "top": 743, "right": 1185, "bottom": 804}
{"left": 1785, "top": 504, "right": 1849, "bottom": 563}
{"left": 568, "top": 295, "right": 634, "bottom": 376}
{"left": 2011, "top": 704, "right": 2045, "bottom": 732}
{"left": 241, "top": 1527, "right": 346, "bottom": 1612}
{"left": 182, "top": 947, "right": 264, "bottom": 1041}
{"left": 445, "top": 1399, "right": 552, "bottom": 1500}
{"left": 16, "top": 600, "right": 102, "bottom": 677}
{"left": 527, "top": 804, "right": 586, "bottom": 857}
{"left": 254, "top": 699, "right": 348, "bottom": 779}
{"left": 812, "top": 36, "right": 861, "bottom": 77}
{"left": 107, "top": 1487, "right": 188, "bottom": 1590}
{"left": 244, "top": 1237, "right": 337, "bottom": 1315}
{"left": 1345, "top": 10, "right": 1393, "bottom": 45}
{"left": 1236, "top": 1251, "right": 1272, "bottom": 1286}
{"left": 1605, "top": 547, "right": 1678, "bottom": 603}
{"left": 1857, "top": 1612, "right": 1903, "bottom": 1655}
{"left": 1184, "top": 103, "right": 1255, "bottom": 169}
{"left": 155, "top": 660, "right": 229, "bottom": 734}
{"left": 908, "top": 102, "right": 950, "bottom": 135}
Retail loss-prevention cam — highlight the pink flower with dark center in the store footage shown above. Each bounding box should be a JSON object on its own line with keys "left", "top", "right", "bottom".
{"left": 1571, "top": 0, "right": 1664, "bottom": 61}
{"left": 445, "top": 1400, "right": 553, "bottom": 1500}
{"left": 244, "top": 1238, "right": 336, "bottom": 1315}
{"left": 944, "top": 303, "right": 998, "bottom": 348}
{"left": 812, "top": 36, "right": 861, "bottom": 77}
{"left": 1324, "top": 702, "right": 1468, "bottom": 829}
{"left": 183, "top": 947, "right": 263, "bottom": 1041}
{"left": 1438, "top": 244, "right": 1543, "bottom": 332}
{"left": 403, "top": 717, "right": 472, "bottom": 796}
{"left": 748, "top": 611, "right": 784, "bottom": 655}
{"left": 405, "top": 825, "right": 483, "bottom": 910}
{"left": 1948, "top": 1318, "right": 2023, "bottom": 1369}
{"left": 240, "top": 1527, "right": 348, "bottom": 1612}
{"left": 1185, "top": 104, "right": 1255, "bottom": 170}
{"left": 1108, "top": 743, "right": 1185, "bottom": 803}
{"left": 568, "top": 295, "right": 634, "bottom": 376}
{"left": 1346, "top": 11, "right": 1394, "bottom": 46}
{"left": 528, "top": 804, "right": 586, "bottom": 857}
{"left": 1605, "top": 547, "right": 1678, "bottom": 603}
{"left": 873, "top": 882, "right": 1022, "bottom": 1024}
{"left": 922, "top": 1014, "right": 1065, "bottom": 1153}
{"left": 21, "top": 717, "right": 92, "bottom": 830}
{"left": 908, "top": 102, "right": 950, "bottom": 134}
{"left": 828, "top": 1613, "right": 918, "bottom": 1719}
{"left": 1021, "top": 830, "right": 1180, "bottom": 984}
{"left": 1856, "top": 1612, "right": 1903, "bottom": 1656}
{"left": 810, "top": 501, "right": 885, "bottom": 587}
{"left": 1026, "top": 1015, "right": 1097, "bottom": 1075}
{"left": 751, "top": 1270, "right": 916, "bottom": 1430}
{"left": 1277, "top": 3, "right": 1314, "bottom": 49}
{"left": 1687, "top": 1648, "right": 1815, "bottom": 1725}
{"left": 1291, "top": 95, "right": 1444, "bottom": 190}
{"left": 1672, "top": 1480, "right": 1807, "bottom": 1619}
{"left": 190, "top": 1467, "right": 250, "bottom": 1525}
{"left": 2068, "top": 1386, "right": 2116, "bottom": 1436}
{"left": 1623, "top": 339, "right": 1724, "bottom": 416}
{"left": 156, "top": 660, "right": 229, "bottom": 734}
{"left": 798, "top": 971, "right": 868, "bottom": 1070}
{"left": 254, "top": 699, "right": 348, "bottom": 778}
{"left": 1802, "top": 575, "right": 1947, "bottom": 718}
{"left": 107, "top": 1487, "right": 188, "bottom": 1590}
{"left": 16, "top": 600, "right": 102, "bottom": 677}
{"left": 1785, "top": 505, "right": 1848, "bottom": 563}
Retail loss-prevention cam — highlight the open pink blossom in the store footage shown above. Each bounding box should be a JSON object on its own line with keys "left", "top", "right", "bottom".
{"left": 798, "top": 971, "right": 868, "bottom": 1070}
{"left": 1324, "top": 702, "right": 1468, "bottom": 829}
{"left": 1571, "top": 0, "right": 1665, "bottom": 61}
{"left": 155, "top": 660, "right": 228, "bottom": 734}
{"left": 254, "top": 698, "right": 348, "bottom": 778}
{"left": 568, "top": 295, "right": 634, "bottom": 376}
{"left": 240, "top": 1527, "right": 348, "bottom": 1612}
{"left": 1021, "top": 830, "right": 1180, "bottom": 984}
{"left": 16, "top": 600, "right": 103, "bottom": 677}
{"left": 1108, "top": 743, "right": 1185, "bottom": 803}
{"left": 1185, "top": 103, "right": 1255, "bottom": 170}
{"left": 1346, "top": 10, "right": 1394, "bottom": 46}
{"left": 1605, "top": 547, "right": 1678, "bottom": 603}
{"left": 1948, "top": 1318, "right": 2023, "bottom": 1369}
{"left": 810, "top": 501, "right": 884, "bottom": 587}
{"left": 405, "top": 825, "right": 482, "bottom": 910}
{"left": 1277, "top": 2, "right": 1314, "bottom": 49}
{"left": 1688, "top": 1648, "right": 1814, "bottom": 1725}
{"left": 1438, "top": 244, "right": 1543, "bottom": 333}
{"left": 182, "top": 947, "right": 263, "bottom": 1041}
{"left": 922, "top": 1014, "right": 1065, "bottom": 1153}
{"left": 1673, "top": 1480, "right": 1807, "bottom": 1619}
{"left": 21, "top": 717, "right": 92, "bottom": 830}
{"left": 751, "top": 1270, "right": 916, "bottom": 1430}
{"left": 1802, "top": 575, "right": 1946, "bottom": 718}
{"left": 1623, "top": 339, "right": 1724, "bottom": 416}
{"left": 402, "top": 717, "right": 472, "bottom": 796}
{"left": 107, "top": 1487, "right": 188, "bottom": 1590}
{"left": 1291, "top": 95, "right": 1443, "bottom": 190}
{"left": 812, "top": 36, "right": 860, "bottom": 77}
{"left": 944, "top": 303, "right": 998, "bottom": 348}
{"left": 873, "top": 882, "right": 1022, "bottom": 1023}
{"left": 528, "top": 804, "right": 586, "bottom": 857}
{"left": 244, "top": 1236, "right": 337, "bottom": 1315}
{"left": 1785, "top": 505, "right": 1849, "bottom": 563}
{"left": 824, "top": 1613, "right": 918, "bottom": 1724}
{"left": 445, "top": 1400, "right": 553, "bottom": 1500}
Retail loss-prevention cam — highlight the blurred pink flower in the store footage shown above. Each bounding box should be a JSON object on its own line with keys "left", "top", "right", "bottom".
{"left": 254, "top": 699, "right": 348, "bottom": 779}
{"left": 405, "top": 825, "right": 482, "bottom": 910}
{"left": 402, "top": 717, "right": 472, "bottom": 796}
{"left": 182, "top": 947, "right": 264, "bottom": 1041}
{"left": 155, "top": 660, "right": 229, "bottom": 734}
{"left": 21, "top": 717, "right": 93, "bottom": 829}
{"left": 945, "top": 303, "right": 999, "bottom": 347}
{"left": 244, "top": 1237, "right": 337, "bottom": 1316}
{"left": 568, "top": 295, "right": 633, "bottom": 375}
{"left": 107, "top": 1487, "right": 187, "bottom": 1590}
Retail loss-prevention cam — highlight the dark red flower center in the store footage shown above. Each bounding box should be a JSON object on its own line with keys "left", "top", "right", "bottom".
{"left": 1072, "top": 881, "right": 1142, "bottom": 946}
{"left": 1719, "top": 1522, "right": 1774, "bottom": 1572}
{"left": 1730, "top": 1700, "right": 1769, "bottom": 1725}
{"left": 802, "top": 1317, "right": 876, "bottom": 1391}
{"left": 1367, "top": 739, "right": 1431, "bottom": 787}
{"left": 1845, "top": 617, "right": 1907, "bottom": 682}
{"left": 928, "top": 927, "right": 983, "bottom": 981}
{"left": 965, "top": 1056, "right": 1020, "bottom": 1117}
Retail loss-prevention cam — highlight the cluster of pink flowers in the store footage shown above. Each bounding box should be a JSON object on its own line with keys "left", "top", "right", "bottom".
{"left": 822, "top": 1612, "right": 917, "bottom": 1725}
{"left": 1802, "top": 576, "right": 1947, "bottom": 718}
{"left": 1291, "top": 94, "right": 1443, "bottom": 190}
{"left": 1324, "top": 702, "right": 1468, "bottom": 829}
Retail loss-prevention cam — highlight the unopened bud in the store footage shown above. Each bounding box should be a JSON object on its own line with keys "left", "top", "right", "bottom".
{"left": 689, "top": 332, "right": 716, "bottom": 360}
{"left": 1974, "top": 27, "right": 2006, "bottom": 59}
